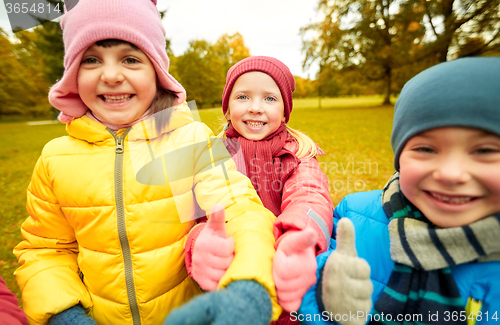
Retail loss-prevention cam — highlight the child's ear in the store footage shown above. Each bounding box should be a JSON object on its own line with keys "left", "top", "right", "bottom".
{"left": 281, "top": 115, "right": 286, "bottom": 123}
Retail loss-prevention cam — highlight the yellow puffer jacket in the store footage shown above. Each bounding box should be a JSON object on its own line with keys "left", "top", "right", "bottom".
{"left": 14, "top": 105, "right": 280, "bottom": 324}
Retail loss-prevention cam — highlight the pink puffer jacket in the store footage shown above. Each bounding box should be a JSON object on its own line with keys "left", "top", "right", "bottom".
{"left": 269, "top": 138, "right": 333, "bottom": 325}
{"left": 185, "top": 136, "right": 334, "bottom": 278}
{"left": 0, "top": 276, "right": 27, "bottom": 325}
{"left": 272, "top": 138, "right": 333, "bottom": 254}
{"left": 183, "top": 136, "right": 334, "bottom": 325}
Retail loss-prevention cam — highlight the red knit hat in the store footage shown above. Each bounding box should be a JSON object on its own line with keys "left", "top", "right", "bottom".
{"left": 222, "top": 56, "right": 296, "bottom": 123}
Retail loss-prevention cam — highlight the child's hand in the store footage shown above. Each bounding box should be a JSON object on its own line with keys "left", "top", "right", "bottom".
{"left": 322, "top": 218, "right": 372, "bottom": 325}
{"left": 273, "top": 228, "right": 318, "bottom": 311}
{"left": 164, "top": 280, "right": 272, "bottom": 325}
{"left": 192, "top": 204, "right": 235, "bottom": 291}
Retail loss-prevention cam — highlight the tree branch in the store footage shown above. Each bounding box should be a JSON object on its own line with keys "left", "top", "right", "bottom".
{"left": 465, "top": 28, "right": 500, "bottom": 56}
{"left": 456, "top": 0, "right": 492, "bottom": 27}
{"left": 423, "top": 0, "right": 438, "bottom": 38}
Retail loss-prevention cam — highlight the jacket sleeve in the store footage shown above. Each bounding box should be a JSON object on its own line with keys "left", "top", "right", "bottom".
{"left": 296, "top": 198, "right": 351, "bottom": 324}
{"left": 0, "top": 275, "right": 27, "bottom": 325}
{"left": 13, "top": 153, "right": 92, "bottom": 325}
{"left": 274, "top": 153, "right": 334, "bottom": 254}
{"left": 184, "top": 223, "right": 205, "bottom": 278}
{"left": 476, "top": 264, "right": 500, "bottom": 325}
{"left": 191, "top": 123, "right": 281, "bottom": 321}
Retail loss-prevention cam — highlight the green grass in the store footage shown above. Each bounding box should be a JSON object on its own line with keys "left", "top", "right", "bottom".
{"left": 0, "top": 121, "right": 67, "bottom": 301}
{"left": 0, "top": 115, "right": 57, "bottom": 123}
{"left": 292, "top": 95, "right": 398, "bottom": 110}
{"left": 0, "top": 96, "right": 395, "bottom": 301}
{"left": 289, "top": 104, "right": 395, "bottom": 204}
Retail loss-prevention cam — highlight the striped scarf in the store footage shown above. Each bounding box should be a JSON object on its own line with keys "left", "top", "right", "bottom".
{"left": 370, "top": 173, "right": 500, "bottom": 325}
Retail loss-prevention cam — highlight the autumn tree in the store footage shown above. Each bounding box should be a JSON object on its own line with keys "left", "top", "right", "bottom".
{"left": 294, "top": 76, "right": 316, "bottom": 98}
{"left": 213, "top": 32, "right": 251, "bottom": 71}
{"left": 302, "top": 0, "right": 427, "bottom": 105}
{"left": 174, "top": 33, "right": 250, "bottom": 108}
{"left": 174, "top": 40, "right": 225, "bottom": 108}
{"left": 8, "top": 18, "right": 65, "bottom": 118}
{"left": 416, "top": 0, "right": 500, "bottom": 61}
{"left": 16, "top": 20, "right": 64, "bottom": 85}
{"left": 302, "top": 0, "right": 500, "bottom": 105}
{"left": 0, "top": 29, "right": 22, "bottom": 116}
{"left": 0, "top": 28, "right": 53, "bottom": 118}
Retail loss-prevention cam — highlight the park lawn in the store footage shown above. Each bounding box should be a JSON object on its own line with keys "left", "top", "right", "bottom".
{"left": 292, "top": 95, "right": 397, "bottom": 110}
{"left": 0, "top": 122, "right": 67, "bottom": 302}
{"left": 0, "top": 97, "right": 395, "bottom": 301}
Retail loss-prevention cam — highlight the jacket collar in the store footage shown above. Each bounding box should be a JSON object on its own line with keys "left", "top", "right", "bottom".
{"left": 66, "top": 102, "right": 195, "bottom": 143}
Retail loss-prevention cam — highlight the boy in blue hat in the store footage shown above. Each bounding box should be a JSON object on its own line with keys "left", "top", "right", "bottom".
{"left": 297, "top": 57, "right": 500, "bottom": 325}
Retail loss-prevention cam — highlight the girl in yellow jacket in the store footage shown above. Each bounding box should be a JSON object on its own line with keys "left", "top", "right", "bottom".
{"left": 13, "top": 0, "right": 280, "bottom": 324}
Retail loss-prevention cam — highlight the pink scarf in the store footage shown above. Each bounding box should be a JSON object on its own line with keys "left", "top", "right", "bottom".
{"left": 225, "top": 123, "right": 300, "bottom": 216}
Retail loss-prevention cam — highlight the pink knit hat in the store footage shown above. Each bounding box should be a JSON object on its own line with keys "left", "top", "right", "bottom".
{"left": 222, "top": 56, "right": 296, "bottom": 123}
{"left": 49, "top": 0, "right": 186, "bottom": 123}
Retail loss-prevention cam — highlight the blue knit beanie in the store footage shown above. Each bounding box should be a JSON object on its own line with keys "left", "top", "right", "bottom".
{"left": 392, "top": 57, "right": 500, "bottom": 171}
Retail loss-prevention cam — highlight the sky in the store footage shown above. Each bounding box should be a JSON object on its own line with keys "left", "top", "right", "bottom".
{"left": 0, "top": 0, "right": 321, "bottom": 78}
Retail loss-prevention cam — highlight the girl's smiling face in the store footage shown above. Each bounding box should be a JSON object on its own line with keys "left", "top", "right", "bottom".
{"left": 399, "top": 127, "right": 500, "bottom": 227}
{"left": 77, "top": 42, "right": 156, "bottom": 125}
{"left": 226, "top": 71, "right": 285, "bottom": 140}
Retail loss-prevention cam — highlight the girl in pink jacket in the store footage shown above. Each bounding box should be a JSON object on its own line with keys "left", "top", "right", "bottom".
{"left": 184, "top": 56, "right": 334, "bottom": 325}
{"left": 0, "top": 275, "right": 27, "bottom": 325}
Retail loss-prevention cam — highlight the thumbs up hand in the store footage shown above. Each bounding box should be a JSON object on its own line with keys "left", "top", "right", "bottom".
{"left": 321, "top": 218, "right": 372, "bottom": 325}
{"left": 192, "top": 204, "right": 235, "bottom": 291}
{"left": 273, "top": 227, "right": 318, "bottom": 312}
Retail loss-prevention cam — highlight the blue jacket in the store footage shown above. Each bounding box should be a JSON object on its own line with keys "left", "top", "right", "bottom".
{"left": 297, "top": 190, "right": 500, "bottom": 324}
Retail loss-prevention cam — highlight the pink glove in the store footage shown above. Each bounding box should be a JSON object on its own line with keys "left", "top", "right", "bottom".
{"left": 192, "top": 204, "right": 235, "bottom": 291}
{"left": 272, "top": 228, "right": 318, "bottom": 311}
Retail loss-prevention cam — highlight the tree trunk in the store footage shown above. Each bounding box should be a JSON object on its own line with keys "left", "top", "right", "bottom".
{"left": 382, "top": 67, "right": 392, "bottom": 105}
{"left": 438, "top": 48, "right": 448, "bottom": 62}
{"left": 436, "top": 0, "right": 455, "bottom": 62}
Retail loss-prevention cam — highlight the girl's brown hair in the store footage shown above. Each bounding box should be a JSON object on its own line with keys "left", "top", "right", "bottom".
{"left": 150, "top": 81, "right": 177, "bottom": 134}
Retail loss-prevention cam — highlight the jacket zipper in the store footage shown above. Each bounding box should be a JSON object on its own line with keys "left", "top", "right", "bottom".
{"left": 109, "top": 128, "right": 141, "bottom": 325}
